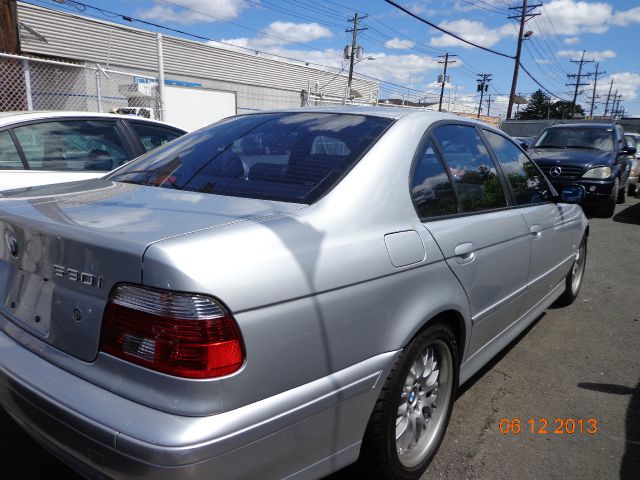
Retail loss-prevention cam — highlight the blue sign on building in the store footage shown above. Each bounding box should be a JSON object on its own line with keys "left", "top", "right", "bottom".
{"left": 134, "top": 77, "right": 202, "bottom": 88}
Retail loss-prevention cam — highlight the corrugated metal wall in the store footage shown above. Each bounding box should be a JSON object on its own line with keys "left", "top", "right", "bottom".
{"left": 16, "top": 2, "right": 378, "bottom": 112}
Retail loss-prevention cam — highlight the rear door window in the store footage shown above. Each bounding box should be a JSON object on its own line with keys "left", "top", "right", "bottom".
{"left": 0, "top": 131, "right": 24, "bottom": 170}
{"left": 109, "top": 112, "right": 392, "bottom": 204}
{"left": 483, "top": 130, "right": 552, "bottom": 205}
{"left": 432, "top": 124, "right": 507, "bottom": 212}
{"left": 13, "top": 120, "right": 132, "bottom": 171}
{"left": 410, "top": 138, "right": 458, "bottom": 218}
{"left": 128, "top": 122, "right": 184, "bottom": 152}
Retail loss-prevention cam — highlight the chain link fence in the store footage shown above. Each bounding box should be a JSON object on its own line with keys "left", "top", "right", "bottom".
{"left": 0, "top": 53, "right": 161, "bottom": 119}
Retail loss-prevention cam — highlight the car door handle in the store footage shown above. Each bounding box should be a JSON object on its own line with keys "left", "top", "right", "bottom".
{"left": 530, "top": 225, "right": 542, "bottom": 239}
{"left": 454, "top": 242, "right": 475, "bottom": 263}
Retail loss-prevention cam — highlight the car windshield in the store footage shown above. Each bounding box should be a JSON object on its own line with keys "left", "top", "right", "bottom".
{"left": 108, "top": 112, "right": 392, "bottom": 204}
{"left": 534, "top": 127, "right": 615, "bottom": 151}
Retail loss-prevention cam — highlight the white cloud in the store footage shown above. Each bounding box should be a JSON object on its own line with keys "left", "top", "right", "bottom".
{"left": 260, "top": 22, "right": 332, "bottom": 46}
{"left": 429, "top": 20, "right": 516, "bottom": 49}
{"left": 137, "top": 0, "right": 248, "bottom": 24}
{"left": 557, "top": 49, "right": 616, "bottom": 61}
{"left": 563, "top": 36, "right": 580, "bottom": 45}
{"left": 219, "top": 21, "right": 332, "bottom": 49}
{"left": 611, "top": 6, "right": 640, "bottom": 26}
{"left": 535, "top": 58, "right": 553, "bottom": 65}
{"left": 597, "top": 73, "right": 640, "bottom": 101}
{"left": 384, "top": 38, "right": 416, "bottom": 50}
{"left": 542, "top": 0, "right": 613, "bottom": 35}
{"left": 542, "top": 1, "right": 640, "bottom": 37}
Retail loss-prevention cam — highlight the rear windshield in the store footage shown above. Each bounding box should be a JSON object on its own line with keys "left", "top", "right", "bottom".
{"left": 108, "top": 112, "right": 392, "bottom": 204}
{"left": 534, "top": 126, "right": 614, "bottom": 151}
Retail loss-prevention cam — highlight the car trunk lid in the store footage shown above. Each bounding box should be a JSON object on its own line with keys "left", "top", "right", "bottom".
{"left": 0, "top": 179, "right": 301, "bottom": 361}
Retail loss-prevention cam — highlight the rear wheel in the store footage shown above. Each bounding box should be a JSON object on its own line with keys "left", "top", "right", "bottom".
{"left": 629, "top": 183, "right": 637, "bottom": 196}
{"left": 555, "top": 235, "right": 587, "bottom": 307}
{"left": 357, "top": 323, "right": 458, "bottom": 480}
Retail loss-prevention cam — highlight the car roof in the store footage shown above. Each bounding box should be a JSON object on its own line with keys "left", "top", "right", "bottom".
{"left": 241, "top": 105, "right": 463, "bottom": 122}
{"left": 546, "top": 122, "right": 616, "bottom": 129}
{"left": 0, "top": 111, "right": 184, "bottom": 130}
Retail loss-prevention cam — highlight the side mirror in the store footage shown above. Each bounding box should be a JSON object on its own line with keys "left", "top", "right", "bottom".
{"left": 557, "top": 185, "right": 585, "bottom": 204}
{"left": 520, "top": 142, "right": 529, "bottom": 150}
{"left": 621, "top": 145, "right": 637, "bottom": 155}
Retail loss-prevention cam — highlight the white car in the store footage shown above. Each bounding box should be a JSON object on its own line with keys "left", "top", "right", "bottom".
{"left": 625, "top": 132, "right": 639, "bottom": 196}
{"left": 0, "top": 111, "right": 186, "bottom": 191}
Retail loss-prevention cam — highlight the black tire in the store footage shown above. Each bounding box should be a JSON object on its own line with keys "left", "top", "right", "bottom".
{"left": 357, "top": 323, "right": 458, "bottom": 480}
{"left": 597, "top": 177, "right": 618, "bottom": 217}
{"left": 554, "top": 235, "right": 587, "bottom": 307}
{"left": 617, "top": 179, "right": 626, "bottom": 204}
{"left": 629, "top": 183, "right": 637, "bottom": 196}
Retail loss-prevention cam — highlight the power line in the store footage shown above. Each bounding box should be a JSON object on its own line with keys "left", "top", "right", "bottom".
{"left": 518, "top": 61, "right": 564, "bottom": 99}
{"left": 383, "top": 0, "right": 515, "bottom": 59}
{"left": 156, "top": 0, "right": 342, "bottom": 54}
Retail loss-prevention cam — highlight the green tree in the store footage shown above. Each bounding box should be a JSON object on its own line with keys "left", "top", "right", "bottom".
{"left": 518, "top": 89, "right": 551, "bottom": 119}
{"left": 550, "top": 100, "right": 585, "bottom": 119}
{"left": 517, "top": 90, "right": 586, "bottom": 120}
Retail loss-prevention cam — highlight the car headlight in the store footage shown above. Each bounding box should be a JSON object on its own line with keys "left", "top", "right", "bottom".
{"left": 582, "top": 167, "right": 612, "bottom": 179}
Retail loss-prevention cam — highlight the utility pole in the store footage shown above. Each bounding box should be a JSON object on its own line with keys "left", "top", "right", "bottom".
{"left": 588, "top": 62, "right": 605, "bottom": 119}
{"left": 486, "top": 94, "right": 492, "bottom": 117}
{"left": 506, "top": 1, "right": 541, "bottom": 119}
{"left": 0, "top": 0, "right": 20, "bottom": 54}
{"left": 612, "top": 93, "right": 622, "bottom": 119}
{"left": 609, "top": 89, "right": 618, "bottom": 119}
{"left": 566, "top": 50, "right": 594, "bottom": 118}
{"left": 438, "top": 53, "right": 456, "bottom": 112}
{"left": 476, "top": 73, "right": 492, "bottom": 118}
{"left": 346, "top": 12, "right": 367, "bottom": 100}
{"left": 603, "top": 78, "right": 614, "bottom": 117}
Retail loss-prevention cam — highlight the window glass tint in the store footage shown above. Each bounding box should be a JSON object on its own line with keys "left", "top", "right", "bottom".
{"left": 109, "top": 113, "right": 392, "bottom": 204}
{"left": 0, "top": 131, "right": 23, "bottom": 170}
{"left": 433, "top": 125, "right": 507, "bottom": 212}
{"left": 14, "top": 120, "right": 131, "bottom": 171}
{"left": 484, "top": 130, "right": 551, "bottom": 205}
{"left": 129, "top": 122, "right": 184, "bottom": 152}
{"left": 535, "top": 126, "right": 614, "bottom": 151}
{"left": 411, "top": 138, "right": 458, "bottom": 217}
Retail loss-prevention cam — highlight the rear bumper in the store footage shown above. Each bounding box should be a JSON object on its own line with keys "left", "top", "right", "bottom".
{"left": 0, "top": 328, "right": 397, "bottom": 479}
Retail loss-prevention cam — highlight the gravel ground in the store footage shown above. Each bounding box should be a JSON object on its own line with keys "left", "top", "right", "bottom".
{"left": 1, "top": 197, "right": 639, "bottom": 480}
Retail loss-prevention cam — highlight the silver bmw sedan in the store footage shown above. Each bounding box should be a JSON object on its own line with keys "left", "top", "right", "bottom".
{"left": 0, "top": 107, "right": 588, "bottom": 480}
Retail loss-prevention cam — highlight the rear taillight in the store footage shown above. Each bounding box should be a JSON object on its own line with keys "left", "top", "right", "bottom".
{"left": 100, "top": 284, "right": 244, "bottom": 379}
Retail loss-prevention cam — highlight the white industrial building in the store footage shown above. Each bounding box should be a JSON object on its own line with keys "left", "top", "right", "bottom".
{"left": 9, "top": 2, "right": 379, "bottom": 130}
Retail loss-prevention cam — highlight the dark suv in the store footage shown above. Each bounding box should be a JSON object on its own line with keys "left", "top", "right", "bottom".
{"left": 528, "top": 123, "right": 636, "bottom": 217}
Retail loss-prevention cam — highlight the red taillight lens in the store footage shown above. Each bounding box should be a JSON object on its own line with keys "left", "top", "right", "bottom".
{"left": 100, "top": 285, "right": 244, "bottom": 379}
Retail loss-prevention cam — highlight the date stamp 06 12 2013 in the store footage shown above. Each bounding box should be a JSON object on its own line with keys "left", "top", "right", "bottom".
{"left": 499, "top": 417, "right": 598, "bottom": 435}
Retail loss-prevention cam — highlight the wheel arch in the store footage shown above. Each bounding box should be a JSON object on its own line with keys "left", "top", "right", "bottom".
{"left": 406, "top": 308, "right": 469, "bottom": 366}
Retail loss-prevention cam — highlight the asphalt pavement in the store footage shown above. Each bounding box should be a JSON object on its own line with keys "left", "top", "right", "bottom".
{"left": 1, "top": 197, "right": 639, "bottom": 480}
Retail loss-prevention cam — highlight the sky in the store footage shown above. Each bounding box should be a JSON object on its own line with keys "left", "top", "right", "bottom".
{"left": 27, "top": 0, "right": 640, "bottom": 117}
